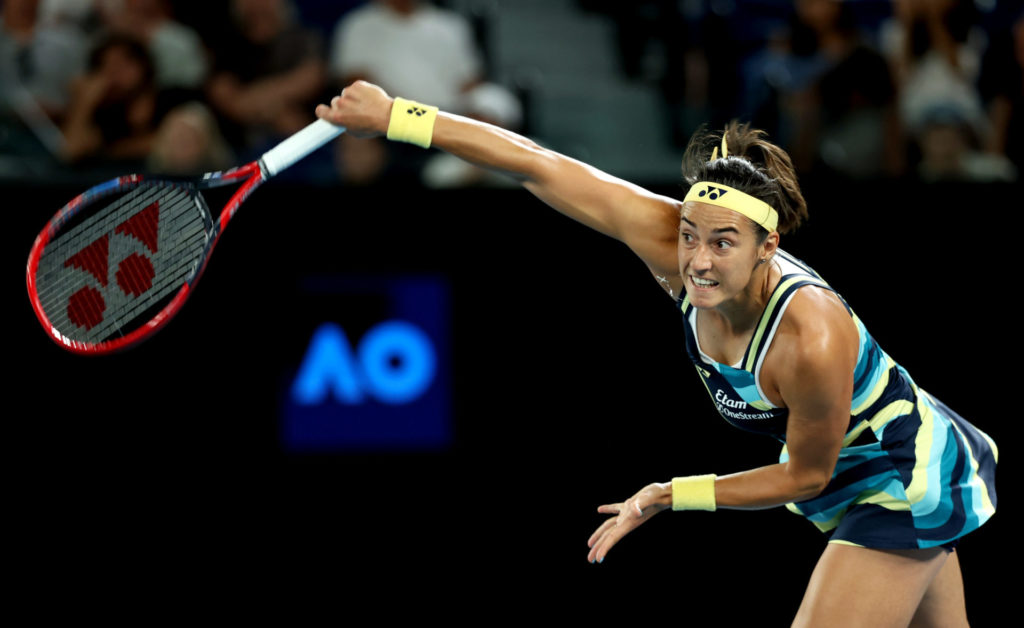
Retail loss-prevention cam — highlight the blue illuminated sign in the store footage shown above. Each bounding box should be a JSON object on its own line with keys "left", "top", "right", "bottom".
{"left": 291, "top": 321, "right": 437, "bottom": 405}
{"left": 281, "top": 275, "right": 451, "bottom": 452}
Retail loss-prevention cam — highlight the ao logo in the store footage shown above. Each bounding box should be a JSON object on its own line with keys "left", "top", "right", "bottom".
{"left": 291, "top": 321, "right": 437, "bottom": 405}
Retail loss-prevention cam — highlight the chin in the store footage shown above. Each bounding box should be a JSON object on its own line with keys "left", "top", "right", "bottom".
{"left": 683, "top": 287, "right": 721, "bottom": 309}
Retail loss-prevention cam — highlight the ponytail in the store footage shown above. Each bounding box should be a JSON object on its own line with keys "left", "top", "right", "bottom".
{"left": 681, "top": 122, "right": 808, "bottom": 234}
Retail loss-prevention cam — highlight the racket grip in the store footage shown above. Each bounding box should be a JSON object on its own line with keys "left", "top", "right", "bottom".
{"left": 261, "top": 119, "right": 346, "bottom": 177}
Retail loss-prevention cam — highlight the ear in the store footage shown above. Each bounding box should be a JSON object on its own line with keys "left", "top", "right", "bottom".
{"left": 760, "top": 231, "right": 779, "bottom": 261}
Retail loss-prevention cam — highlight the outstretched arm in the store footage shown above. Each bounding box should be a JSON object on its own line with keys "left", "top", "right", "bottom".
{"left": 315, "top": 81, "right": 682, "bottom": 284}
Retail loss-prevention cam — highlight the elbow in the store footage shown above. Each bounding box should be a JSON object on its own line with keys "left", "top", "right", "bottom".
{"left": 516, "top": 142, "right": 559, "bottom": 185}
{"left": 787, "top": 466, "right": 832, "bottom": 501}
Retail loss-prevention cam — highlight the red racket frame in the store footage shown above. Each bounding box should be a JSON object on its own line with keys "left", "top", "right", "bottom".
{"left": 26, "top": 163, "right": 263, "bottom": 355}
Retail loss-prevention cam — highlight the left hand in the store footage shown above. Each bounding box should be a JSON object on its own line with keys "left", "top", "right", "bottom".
{"left": 587, "top": 482, "right": 671, "bottom": 563}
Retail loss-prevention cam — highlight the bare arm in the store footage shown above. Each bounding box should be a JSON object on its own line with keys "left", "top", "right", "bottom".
{"left": 715, "top": 288, "right": 857, "bottom": 509}
{"left": 315, "top": 81, "right": 682, "bottom": 280}
{"left": 586, "top": 288, "right": 857, "bottom": 562}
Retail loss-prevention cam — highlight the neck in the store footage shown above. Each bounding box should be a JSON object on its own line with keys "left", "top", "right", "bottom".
{"left": 703, "top": 259, "right": 778, "bottom": 336}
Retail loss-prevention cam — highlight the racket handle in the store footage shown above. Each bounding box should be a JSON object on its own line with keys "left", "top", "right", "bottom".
{"left": 260, "top": 118, "right": 346, "bottom": 177}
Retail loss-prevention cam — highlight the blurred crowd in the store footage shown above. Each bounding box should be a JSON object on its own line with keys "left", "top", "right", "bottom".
{"left": 1, "top": 0, "right": 1021, "bottom": 185}
{"left": 586, "top": 0, "right": 1022, "bottom": 182}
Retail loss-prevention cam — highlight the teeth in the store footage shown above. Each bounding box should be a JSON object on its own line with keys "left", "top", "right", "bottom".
{"left": 692, "top": 276, "right": 718, "bottom": 287}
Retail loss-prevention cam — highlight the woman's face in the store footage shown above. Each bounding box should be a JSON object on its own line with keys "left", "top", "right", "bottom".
{"left": 677, "top": 201, "right": 773, "bottom": 310}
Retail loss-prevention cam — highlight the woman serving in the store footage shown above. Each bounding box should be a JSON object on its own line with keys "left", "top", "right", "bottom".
{"left": 316, "top": 80, "right": 997, "bottom": 627}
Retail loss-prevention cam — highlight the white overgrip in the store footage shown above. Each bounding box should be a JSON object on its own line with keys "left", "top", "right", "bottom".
{"left": 260, "top": 118, "right": 346, "bottom": 177}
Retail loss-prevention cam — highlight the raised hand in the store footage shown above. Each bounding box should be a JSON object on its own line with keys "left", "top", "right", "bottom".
{"left": 315, "top": 80, "right": 394, "bottom": 139}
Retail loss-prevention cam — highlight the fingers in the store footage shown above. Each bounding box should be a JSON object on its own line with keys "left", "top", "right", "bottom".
{"left": 587, "top": 516, "right": 618, "bottom": 549}
{"left": 588, "top": 514, "right": 638, "bottom": 564}
{"left": 587, "top": 506, "right": 649, "bottom": 564}
{"left": 588, "top": 487, "right": 670, "bottom": 564}
{"left": 315, "top": 82, "right": 390, "bottom": 135}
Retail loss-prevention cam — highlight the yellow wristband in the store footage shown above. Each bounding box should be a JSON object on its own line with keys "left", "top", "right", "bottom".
{"left": 671, "top": 474, "right": 717, "bottom": 511}
{"left": 386, "top": 97, "right": 439, "bottom": 148}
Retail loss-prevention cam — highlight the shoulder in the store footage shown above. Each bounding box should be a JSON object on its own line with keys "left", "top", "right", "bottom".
{"left": 764, "top": 284, "right": 859, "bottom": 402}
{"left": 779, "top": 285, "right": 856, "bottom": 352}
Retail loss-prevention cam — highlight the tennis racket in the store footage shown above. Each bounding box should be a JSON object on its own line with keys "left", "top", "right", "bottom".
{"left": 26, "top": 118, "right": 345, "bottom": 355}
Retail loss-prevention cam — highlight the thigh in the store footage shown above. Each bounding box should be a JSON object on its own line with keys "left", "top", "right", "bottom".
{"left": 792, "top": 543, "right": 949, "bottom": 628}
{"left": 909, "top": 549, "right": 969, "bottom": 628}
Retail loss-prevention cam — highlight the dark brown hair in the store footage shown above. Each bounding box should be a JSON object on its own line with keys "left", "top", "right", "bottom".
{"left": 681, "top": 121, "right": 808, "bottom": 236}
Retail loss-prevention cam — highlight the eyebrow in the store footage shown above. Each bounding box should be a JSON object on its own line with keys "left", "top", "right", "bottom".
{"left": 681, "top": 216, "right": 740, "bottom": 235}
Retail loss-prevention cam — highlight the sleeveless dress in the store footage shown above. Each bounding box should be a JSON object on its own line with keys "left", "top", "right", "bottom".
{"left": 678, "top": 249, "right": 998, "bottom": 549}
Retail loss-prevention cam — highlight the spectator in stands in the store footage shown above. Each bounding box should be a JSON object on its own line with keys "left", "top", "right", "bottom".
{"left": 913, "top": 104, "right": 1015, "bottom": 182}
{"left": 95, "top": 0, "right": 208, "bottom": 90}
{"left": 206, "top": 0, "right": 326, "bottom": 158}
{"left": 879, "top": 0, "right": 990, "bottom": 175}
{"left": 1, "top": 0, "right": 88, "bottom": 118}
{"left": 1, "top": 0, "right": 89, "bottom": 174}
{"left": 978, "top": 7, "right": 1023, "bottom": 175}
{"left": 326, "top": 0, "right": 490, "bottom": 184}
{"left": 148, "top": 100, "right": 234, "bottom": 176}
{"left": 577, "top": 0, "right": 743, "bottom": 147}
{"left": 60, "top": 33, "right": 164, "bottom": 168}
{"left": 741, "top": 0, "right": 896, "bottom": 177}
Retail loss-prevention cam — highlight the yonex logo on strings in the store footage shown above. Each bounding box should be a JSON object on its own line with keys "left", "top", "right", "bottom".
{"left": 698, "top": 186, "right": 728, "bottom": 201}
{"left": 63, "top": 201, "right": 160, "bottom": 330}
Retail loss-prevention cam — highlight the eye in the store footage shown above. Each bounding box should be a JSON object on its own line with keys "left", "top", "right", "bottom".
{"left": 715, "top": 239, "right": 733, "bottom": 249}
{"left": 679, "top": 230, "right": 694, "bottom": 243}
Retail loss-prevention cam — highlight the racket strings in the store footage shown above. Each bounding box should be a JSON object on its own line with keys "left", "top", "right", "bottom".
{"left": 35, "top": 183, "right": 209, "bottom": 343}
{"left": 42, "top": 217, "right": 205, "bottom": 342}
{"left": 36, "top": 185, "right": 196, "bottom": 301}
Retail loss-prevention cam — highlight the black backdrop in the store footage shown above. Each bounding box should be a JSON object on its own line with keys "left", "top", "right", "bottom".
{"left": 8, "top": 177, "right": 1014, "bottom": 622}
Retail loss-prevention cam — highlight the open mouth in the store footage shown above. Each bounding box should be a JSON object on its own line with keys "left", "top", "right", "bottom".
{"left": 691, "top": 275, "right": 719, "bottom": 289}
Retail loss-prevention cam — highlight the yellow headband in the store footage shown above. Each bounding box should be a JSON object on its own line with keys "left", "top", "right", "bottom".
{"left": 683, "top": 182, "right": 779, "bottom": 232}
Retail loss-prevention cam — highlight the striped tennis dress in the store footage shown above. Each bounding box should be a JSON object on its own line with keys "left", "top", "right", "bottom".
{"left": 679, "top": 250, "right": 998, "bottom": 549}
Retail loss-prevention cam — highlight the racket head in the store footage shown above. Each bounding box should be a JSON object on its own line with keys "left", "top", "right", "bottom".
{"left": 26, "top": 173, "right": 221, "bottom": 354}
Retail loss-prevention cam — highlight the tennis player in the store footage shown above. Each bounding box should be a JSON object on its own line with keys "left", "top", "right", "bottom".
{"left": 316, "top": 80, "right": 998, "bottom": 627}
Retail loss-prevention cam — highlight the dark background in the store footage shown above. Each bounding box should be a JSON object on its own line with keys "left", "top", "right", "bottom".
{"left": 8, "top": 177, "right": 1015, "bottom": 622}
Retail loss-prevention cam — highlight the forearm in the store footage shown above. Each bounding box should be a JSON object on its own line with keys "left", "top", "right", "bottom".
{"left": 713, "top": 462, "right": 828, "bottom": 511}
{"left": 430, "top": 111, "right": 550, "bottom": 183}
{"left": 431, "top": 111, "right": 671, "bottom": 243}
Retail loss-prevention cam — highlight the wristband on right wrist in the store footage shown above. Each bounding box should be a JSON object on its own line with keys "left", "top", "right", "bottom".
{"left": 386, "top": 97, "right": 438, "bottom": 148}
{"left": 671, "top": 474, "right": 717, "bottom": 511}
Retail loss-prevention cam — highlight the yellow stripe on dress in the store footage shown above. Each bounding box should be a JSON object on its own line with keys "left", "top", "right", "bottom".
{"left": 841, "top": 419, "right": 872, "bottom": 447}
{"left": 948, "top": 419, "right": 998, "bottom": 518}
{"left": 828, "top": 539, "right": 866, "bottom": 548}
{"left": 853, "top": 485, "right": 912, "bottom": 511}
{"left": 742, "top": 276, "right": 829, "bottom": 371}
{"left": 905, "top": 391, "right": 941, "bottom": 507}
{"left": 867, "top": 397, "right": 913, "bottom": 434}
{"left": 851, "top": 353, "right": 896, "bottom": 417}
{"left": 926, "top": 390, "right": 998, "bottom": 518}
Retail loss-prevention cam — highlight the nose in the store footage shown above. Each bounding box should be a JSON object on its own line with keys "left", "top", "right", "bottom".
{"left": 691, "top": 243, "right": 713, "bottom": 273}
